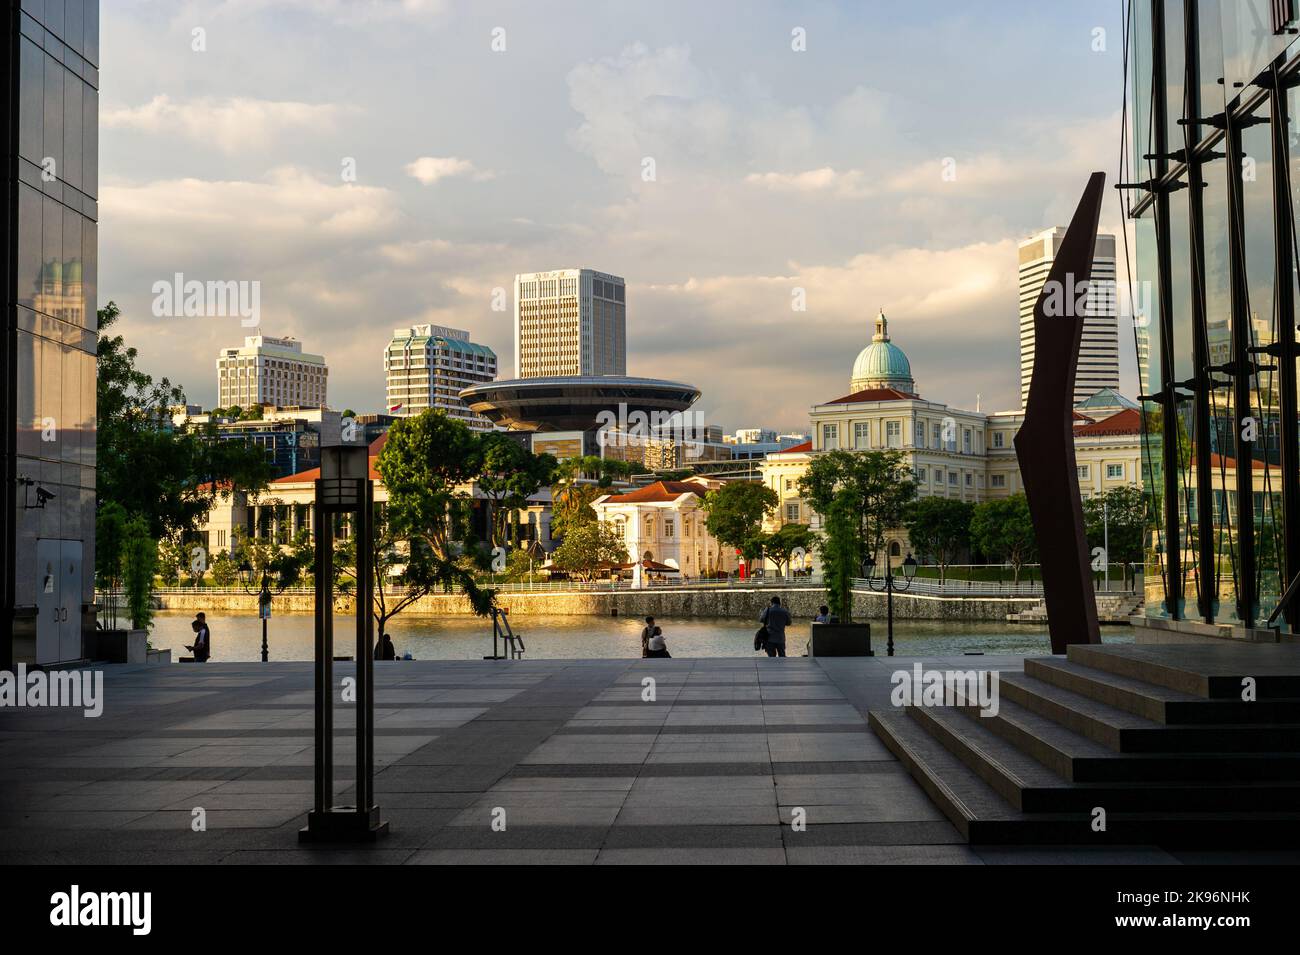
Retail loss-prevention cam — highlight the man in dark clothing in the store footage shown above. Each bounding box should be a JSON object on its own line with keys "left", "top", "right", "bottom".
{"left": 759, "top": 597, "right": 792, "bottom": 657}
{"left": 192, "top": 612, "right": 211, "bottom": 662}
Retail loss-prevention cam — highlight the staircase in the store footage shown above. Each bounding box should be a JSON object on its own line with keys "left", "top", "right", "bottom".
{"left": 869, "top": 643, "right": 1300, "bottom": 846}
{"left": 1008, "top": 593, "right": 1143, "bottom": 623}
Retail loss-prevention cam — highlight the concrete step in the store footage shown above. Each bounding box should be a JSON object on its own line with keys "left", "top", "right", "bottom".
{"left": 1026, "top": 656, "right": 1300, "bottom": 724}
{"left": 1068, "top": 643, "right": 1300, "bottom": 699}
{"left": 868, "top": 709, "right": 1300, "bottom": 845}
{"left": 908, "top": 703, "right": 1300, "bottom": 812}
{"left": 961, "top": 689, "right": 1300, "bottom": 782}
{"left": 999, "top": 670, "right": 1300, "bottom": 753}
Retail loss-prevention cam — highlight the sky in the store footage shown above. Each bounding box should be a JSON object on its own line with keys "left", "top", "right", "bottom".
{"left": 99, "top": 0, "right": 1136, "bottom": 433}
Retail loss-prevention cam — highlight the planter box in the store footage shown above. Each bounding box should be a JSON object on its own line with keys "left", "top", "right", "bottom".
{"left": 86, "top": 629, "right": 148, "bottom": 664}
{"left": 146, "top": 648, "right": 172, "bottom": 665}
{"left": 809, "top": 622, "right": 872, "bottom": 657}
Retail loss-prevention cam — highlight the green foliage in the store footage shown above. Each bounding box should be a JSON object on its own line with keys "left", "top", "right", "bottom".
{"left": 904, "top": 497, "right": 974, "bottom": 581}
{"left": 1082, "top": 485, "right": 1145, "bottom": 569}
{"left": 122, "top": 517, "right": 157, "bottom": 631}
{"left": 798, "top": 449, "right": 916, "bottom": 559}
{"left": 700, "top": 482, "right": 778, "bottom": 558}
{"left": 210, "top": 549, "right": 238, "bottom": 587}
{"left": 818, "top": 491, "right": 861, "bottom": 622}
{"left": 156, "top": 535, "right": 189, "bottom": 587}
{"left": 970, "top": 494, "right": 1038, "bottom": 582}
{"left": 763, "top": 523, "right": 816, "bottom": 575}
{"left": 96, "top": 302, "right": 272, "bottom": 540}
{"left": 550, "top": 521, "right": 628, "bottom": 580}
{"left": 477, "top": 433, "right": 556, "bottom": 547}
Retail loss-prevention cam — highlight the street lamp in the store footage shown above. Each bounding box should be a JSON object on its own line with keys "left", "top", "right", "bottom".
{"left": 237, "top": 554, "right": 300, "bottom": 662}
{"left": 864, "top": 550, "right": 917, "bottom": 657}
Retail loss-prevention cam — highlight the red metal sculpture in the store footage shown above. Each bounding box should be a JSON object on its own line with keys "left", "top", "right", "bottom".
{"left": 1014, "top": 172, "right": 1105, "bottom": 653}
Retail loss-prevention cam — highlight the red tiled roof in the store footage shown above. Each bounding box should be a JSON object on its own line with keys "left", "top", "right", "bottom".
{"left": 273, "top": 456, "right": 382, "bottom": 484}
{"left": 599, "top": 480, "right": 702, "bottom": 504}
{"left": 1208, "top": 453, "right": 1268, "bottom": 471}
{"left": 1074, "top": 408, "right": 1141, "bottom": 437}
{"left": 780, "top": 440, "right": 812, "bottom": 453}
{"left": 825, "top": 387, "right": 919, "bottom": 404}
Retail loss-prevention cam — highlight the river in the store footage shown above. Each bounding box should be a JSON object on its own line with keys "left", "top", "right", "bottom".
{"left": 150, "top": 610, "right": 1134, "bottom": 662}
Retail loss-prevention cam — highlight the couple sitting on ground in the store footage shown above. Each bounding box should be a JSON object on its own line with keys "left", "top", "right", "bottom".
{"left": 639, "top": 616, "right": 672, "bottom": 658}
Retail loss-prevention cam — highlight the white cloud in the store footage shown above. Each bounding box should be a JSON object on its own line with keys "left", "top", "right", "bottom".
{"left": 102, "top": 95, "right": 347, "bottom": 153}
{"left": 744, "top": 167, "right": 872, "bottom": 198}
{"left": 404, "top": 156, "right": 495, "bottom": 185}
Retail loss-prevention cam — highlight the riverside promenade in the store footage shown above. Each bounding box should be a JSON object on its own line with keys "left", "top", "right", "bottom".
{"left": 0, "top": 656, "right": 1262, "bottom": 865}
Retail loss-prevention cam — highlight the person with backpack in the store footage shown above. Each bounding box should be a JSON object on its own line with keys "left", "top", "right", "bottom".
{"left": 640, "top": 616, "right": 655, "bottom": 658}
{"left": 759, "top": 596, "right": 792, "bottom": 657}
{"left": 646, "top": 626, "right": 672, "bottom": 658}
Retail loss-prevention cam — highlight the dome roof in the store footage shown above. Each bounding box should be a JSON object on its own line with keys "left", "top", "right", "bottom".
{"left": 850, "top": 310, "right": 915, "bottom": 393}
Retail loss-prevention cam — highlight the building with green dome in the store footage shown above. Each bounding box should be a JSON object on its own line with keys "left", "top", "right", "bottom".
{"left": 850, "top": 310, "right": 916, "bottom": 395}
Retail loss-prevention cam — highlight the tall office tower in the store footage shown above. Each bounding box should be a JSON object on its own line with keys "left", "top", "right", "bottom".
{"left": 515, "top": 269, "right": 626, "bottom": 378}
{"left": 1018, "top": 228, "right": 1119, "bottom": 408}
{"left": 3, "top": 2, "right": 100, "bottom": 667}
{"left": 216, "top": 335, "right": 328, "bottom": 409}
{"left": 384, "top": 324, "right": 497, "bottom": 429}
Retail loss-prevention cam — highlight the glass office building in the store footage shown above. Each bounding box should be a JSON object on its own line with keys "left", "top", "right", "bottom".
{"left": 2, "top": 1, "right": 99, "bottom": 666}
{"left": 1127, "top": 0, "right": 1300, "bottom": 633}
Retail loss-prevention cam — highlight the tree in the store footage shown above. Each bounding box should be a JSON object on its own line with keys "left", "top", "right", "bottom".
{"left": 550, "top": 521, "right": 628, "bottom": 581}
{"left": 157, "top": 535, "right": 189, "bottom": 587}
{"left": 210, "top": 549, "right": 238, "bottom": 587}
{"left": 700, "top": 482, "right": 778, "bottom": 568}
{"left": 121, "top": 517, "right": 157, "bottom": 631}
{"left": 971, "top": 494, "right": 1038, "bottom": 583}
{"left": 1082, "top": 485, "right": 1145, "bottom": 587}
{"left": 905, "top": 497, "right": 974, "bottom": 582}
{"left": 477, "top": 433, "right": 555, "bottom": 548}
{"left": 550, "top": 456, "right": 634, "bottom": 541}
{"left": 818, "top": 490, "right": 861, "bottom": 622}
{"left": 798, "top": 449, "right": 916, "bottom": 561}
{"left": 369, "top": 410, "right": 497, "bottom": 635}
{"left": 763, "top": 523, "right": 816, "bottom": 576}
{"left": 95, "top": 502, "right": 129, "bottom": 628}
{"left": 97, "top": 302, "right": 271, "bottom": 540}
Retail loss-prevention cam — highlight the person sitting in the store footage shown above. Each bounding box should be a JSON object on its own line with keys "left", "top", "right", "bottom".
{"left": 374, "top": 632, "right": 397, "bottom": 661}
{"left": 640, "top": 616, "right": 655, "bottom": 658}
{"left": 646, "top": 626, "right": 672, "bottom": 658}
{"left": 814, "top": 605, "right": 831, "bottom": 623}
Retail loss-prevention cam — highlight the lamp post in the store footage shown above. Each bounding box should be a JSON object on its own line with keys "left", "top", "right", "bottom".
{"left": 864, "top": 551, "right": 918, "bottom": 657}
{"left": 237, "top": 558, "right": 275, "bottom": 663}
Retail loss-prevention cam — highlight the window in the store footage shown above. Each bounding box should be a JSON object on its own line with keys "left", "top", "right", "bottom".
{"left": 1107, "top": 463, "right": 1125, "bottom": 480}
{"left": 822, "top": 423, "right": 838, "bottom": 448}
{"left": 914, "top": 420, "right": 925, "bottom": 448}
{"left": 932, "top": 423, "right": 942, "bottom": 448}
{"left": 785, "top": 502, "right": 800, "bottom": 522}
{"left": 917, "top": 466, "right": 927, "bottom": 483}
{"left": 886, "top": 421, "right": 901, "bottom": 448}
{"left": 664, "top": 519, "right": 674, "bottom": 538}
{"left": 965, "top": 473, "right": 973, "bottom": 487}
{"left": 854, "top": 422, "right": 870, "bottom": 449}
{"left": 948, "top": 471, "right": 958, "bottom": 486}
{"left": 784, "top": 478, "right": 793, "bottom": 491}
{"left": 963, "top": 429, "right": 972, "bottom": 454}
{"left": 1077, "top": 465, "right": 1090, "bottom": 480}
{"left": 993, "top": 431, "right": 1004, "bottom": 448}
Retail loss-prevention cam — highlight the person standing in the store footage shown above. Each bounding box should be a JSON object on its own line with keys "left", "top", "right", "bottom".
{"left": 759, "top": 597, "right": 791, "bottom": 658}
{"left": 192, "top": 612, "right": 212, "bottom": 662}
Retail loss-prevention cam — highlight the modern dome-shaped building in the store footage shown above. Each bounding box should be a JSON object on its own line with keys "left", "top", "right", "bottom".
{"left": 850, "top": 310, "right": 915, "bottom": 394}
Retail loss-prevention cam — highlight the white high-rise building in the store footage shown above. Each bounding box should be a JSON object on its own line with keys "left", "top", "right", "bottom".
{"left": 515, "top": 269, "right": 626, "bottom": 378}
{"left": 216, "top": 335, "right": 328, "bottom": 409}
{"left": 384, "top": 324, "right": 497, "bottom": 430}
{"left": 1018, "top": 228, "right": 1119, "bottom": 408}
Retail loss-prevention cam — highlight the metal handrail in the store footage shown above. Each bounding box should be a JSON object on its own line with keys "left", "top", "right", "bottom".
{"left": 1266, "top": 571, "right": 1300, "bottom": 630}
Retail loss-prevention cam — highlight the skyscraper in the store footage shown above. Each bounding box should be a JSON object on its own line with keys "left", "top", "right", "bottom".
{"left": 3, "top": 1, "right": 100, "bottom": 667}
{"left": 1018, "top": 228, "right": 1119, "bottom": 408}
{"left": 216, "top": 335, "right": 328, "bottom": 409}
{"left": 384, "top": 324, "right": 497, "bottom": 429}
{"left": 515, "top": 269, "right": 626, "bottom": 378}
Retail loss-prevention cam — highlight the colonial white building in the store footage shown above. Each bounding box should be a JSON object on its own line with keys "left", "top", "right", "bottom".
{"left": 216, "top": 335, "right": 328, "bottom": 410}
{"left": 760, "top": 310, "right": 1142, "bottom": 562}
{"left": 592, "top": 478, "right": 737, "bottom": 578}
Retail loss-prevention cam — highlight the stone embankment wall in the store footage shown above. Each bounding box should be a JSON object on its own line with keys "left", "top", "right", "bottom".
{"left": 156, "top": 588, "right": 1043, "bottom": 621}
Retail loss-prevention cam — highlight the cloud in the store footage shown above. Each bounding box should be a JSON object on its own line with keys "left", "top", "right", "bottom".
{"left": 744, "top": 167, "right": 872, "bottom": 198}
{"left": 102, "top": 95, "right": 348, "bottom": 153}
{"left": 211, "top": 0, "right": 451, "bottom": 26}
{"left": 404, "top": 156, "right": 495, "bottom": 185}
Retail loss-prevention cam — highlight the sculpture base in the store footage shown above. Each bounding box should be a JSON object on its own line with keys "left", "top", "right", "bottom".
{"left": 299, "top": 806, "right": 389, "bottom": 844}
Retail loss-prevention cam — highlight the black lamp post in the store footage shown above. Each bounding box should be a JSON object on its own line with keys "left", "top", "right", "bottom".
{"left": 236, "top": 556, "right": 298, "bottom": 663}
{"left": 864, "top": 551, "right": 917, "bottom": 657}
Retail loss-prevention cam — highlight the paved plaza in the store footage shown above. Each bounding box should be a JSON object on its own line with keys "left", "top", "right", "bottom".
{"left": 0, "top": 655, "right": 1286, "bottom": 864}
